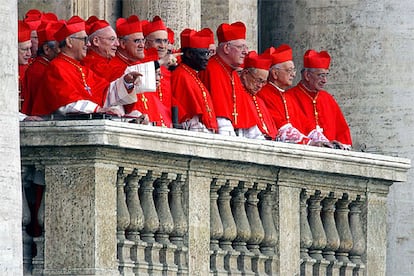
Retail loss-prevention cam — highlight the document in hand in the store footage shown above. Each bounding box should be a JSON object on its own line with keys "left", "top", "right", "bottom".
{"left": 124, "top": 62, "right": 157, "bottom": 93}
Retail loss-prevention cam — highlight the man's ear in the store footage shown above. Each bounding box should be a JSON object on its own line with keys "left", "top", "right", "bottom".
{"left": 223, "top": 43, "right": 231, "bottom": 55}
{"left": 65, "top": 37, "right": 73, "bottom": 48}
{"left": 91, "top": 36, "right": 100, "bottom": 47}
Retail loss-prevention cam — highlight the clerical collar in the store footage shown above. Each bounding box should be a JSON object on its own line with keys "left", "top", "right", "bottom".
{"left": 116, "top": 51, "right": 138, "bottom": 66}
{"left": 300, "top": 81, "right": 318, "bottom": 94}
{"left": 269, "top": 81, "right": 285, "bottom": 92}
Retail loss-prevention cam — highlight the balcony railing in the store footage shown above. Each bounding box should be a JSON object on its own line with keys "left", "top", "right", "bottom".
{"left": 20, "top": 119, "right": 410, "bottom": 276}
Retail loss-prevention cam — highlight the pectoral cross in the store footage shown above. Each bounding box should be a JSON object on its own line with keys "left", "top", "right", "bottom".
{"left": 141, "top": 95, "right": 148, "bottom": 110}
{"left": 232, "top": 109, "right": 238, "bottom": 125}
{"left": 85, "top": 85, "right": 91, "bottom": 95}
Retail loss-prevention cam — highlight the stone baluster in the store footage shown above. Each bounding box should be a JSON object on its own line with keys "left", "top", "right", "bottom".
{"left": 321, "top": 192, "right": 341, "bottom": 274}
{"left": 169, "top": 174, "right": 188, "bottom": 275}
{"left": 259, "top": 184, "right": 277, "bottom": 255}
{"left": 300, "top": 189, "right": 315, "bottom": 275}
{"left": 22, "top": 183, "right": 32, "bottom": 276}
{"left": 154, "top": 172, "right": 175, "bottom": 243}
{"left": 154, "top": 172, "right": 178, "bottom": 275}
{"left": 308, "top": 190, "right": 329, "bottom": 275}
{"left": 349, "top": 195, "right": 366, "bottom": 274}
{"left": 217, "top": 180, "right": 239, "bottom": 274}
{"left": 210, "top": 178, "right": 226, "bottom": 275}
{"left": 231, "top": 181, "right": 254, "bottom": 275}
{"left": 32, "top": 189, "right": 45, "bottom": 275}
{"left": 139, "top": 170, "right": 163, "bottom": 274}
{"left": 231, "top": 181, "right": 252, "bottom": 253}
{"left": 139, "top": 170, "right": 160, "bottom": 242}
{"left": 259, "top": 184, "right": 277, "bottom": 276}
{"left": 116, "top": 167, "right": 134, "bottom": 274}
{"left": 125, "top": 168, "right": 149, "bottom": 275}
{"left": 246, "top": 183, "right": 266, "bottom": 275}
{"left": 335, "top": 193, "right": 356, "bottom": 275}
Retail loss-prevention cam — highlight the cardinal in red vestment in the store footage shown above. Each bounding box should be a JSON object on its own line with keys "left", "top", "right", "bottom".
{"left": 287, "top": 49, "right": 352, "bottom": 149}
{"left": 199, "top": 21, "right": 258, "bottom": 136}
{"left": 171, "top": 28, "right": 218, "bottom": 133}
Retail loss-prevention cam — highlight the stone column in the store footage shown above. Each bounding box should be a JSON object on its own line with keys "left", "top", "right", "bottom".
{"left": 365, "top": 185, "right": 389, "bottom": 276}
{"left": 187, "top": 167, "right": 211, "bottom": 275}
{"left": 0, "top": 1, "right": 22, "bottom": 274}
{"left": 43, "top": 163, "right": 119, "bottom": 275}
{"left": 122, "top": 0, "right": 200, "bottom": 47}
{"left": 275, "top": 182, "right": 300, "bottom": 276}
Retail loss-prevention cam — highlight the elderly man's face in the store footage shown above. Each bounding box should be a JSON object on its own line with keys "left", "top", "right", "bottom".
{"left": 226, "top": 39, "right": 248, "bottom": 67}
{"left": 304, "top": 68, "right": 329, "bottom": 91}
{"left": 271, "top": 60, "right": 296, "bottom": 89}
{"left": 18, "top": 40, "right": 32, "bottom": 64}
{"left": 69, "top": 30, "right": 90, "bottom": 61}
{"left": 119, "top": 32, "right": 145, "bottom": 60}
{"left": 184, "top": 48, "right": 210, "bottom": 71}
{"left": 92, "top": 27, "right": 119, "bottom": 58}
{"left": 241, "top": 68, "right": 269, "bottom": 95}
{"left": 145, "top": 30, "right": 169, "bottom": 58}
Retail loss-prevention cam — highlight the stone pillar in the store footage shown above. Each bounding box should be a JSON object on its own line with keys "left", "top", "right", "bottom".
{"left": 122, "top": 0, "right": 200, "bottom": 47}
{"left": 43, "top": 163, "right": 119, "bottom": 275}
{"left": 277, "top": 182, "right": 301, "bottom": 276}
{"left": 187, "top": 167, "right": 211, "bottom": 275}
{"left": 18, "top": 0, "right": 120, "bottom": 24}
{"left": 0, "top": 1, "right": 22, "bottom": 275}
{"left": 201, "top": 0, "right": 258, "bottom": 50}
{"left": 365, "top": 185, "right": 389, "bottom": 276}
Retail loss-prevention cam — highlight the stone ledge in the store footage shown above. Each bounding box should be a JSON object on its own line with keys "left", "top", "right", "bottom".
{"left": 20, "top": 120, "right": 411, "bottom": 182}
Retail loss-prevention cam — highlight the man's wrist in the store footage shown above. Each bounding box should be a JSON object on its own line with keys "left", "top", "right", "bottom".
{"left": 123, "top": 78, "right": 134, "bottom": 89}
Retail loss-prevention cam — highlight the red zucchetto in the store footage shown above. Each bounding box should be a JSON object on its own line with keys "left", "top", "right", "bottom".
{"left": 303, "top": 49, "right": 331, "bottom": 69}
{"left": 18, "top": 20, "right": 32, "bottom": 43}
{"left": 87, "top": 19, "right": 110, "bottom": 36}
{"left": 37, "top": 21, "right": 65, "bottom": 46}
{"left": 54, "top": 16, "right": 85, "bottom": 42}
{"left": 264, "top": 44, "right": 293, "bottom": 65}
{"left": 180, "top": 28, "right": 213, "bottom": 49}
{"left": 142, "top": 16, "right": 167, "bottom": 36}
{"left": 167, "top": 27, "right": 175, "bottom": 44}
{"left": 216, "top": 21, "right": 246, "bottom": 43}
{"left": 116, "top": 15, "right": 142, "bottom": 37}
{"left": 24, "top": 9, "right": 42, "bottom": 30}
{"left": 244, "top": 51, "right": 272, "bottom": 70}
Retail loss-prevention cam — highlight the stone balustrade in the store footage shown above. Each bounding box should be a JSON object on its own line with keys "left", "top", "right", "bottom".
{"left": 20, "top": 119, "right": 410, "bottom": 276}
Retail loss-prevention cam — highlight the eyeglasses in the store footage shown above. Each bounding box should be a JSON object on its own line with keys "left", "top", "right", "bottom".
{"left": 191, "top": 49, "right": 211, "bottom": 58}
{"left": 132, "top": 38, "right": 146, "bottom": 44}
{"left": 227, "top": 43, "right": 248, "bottom": 51}
{"left": 309, "top": 71, "right": 330, "bottom": 79}
{"left": 276, "top": 67, "right": 296, "bottom": 75}
{"left": 98, "top": 36, "right": 118, "bottom": 43}
{"left": 146, "top": 38, "right": 169, "bottom": 45}
{"left": 247, "top": 70, "right": 267, "bottom": 85}
{"left": 71, "top": 36, "right": 89, "bottom": 44}
{"left": 19, "top": 47, "right": 31, "bottom": 52}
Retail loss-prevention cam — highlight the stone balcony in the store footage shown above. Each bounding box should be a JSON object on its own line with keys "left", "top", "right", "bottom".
{"left": 19, "top": 119, "right": 410, "bottom": 276}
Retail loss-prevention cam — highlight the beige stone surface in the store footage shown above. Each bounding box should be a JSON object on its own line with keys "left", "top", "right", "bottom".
{"left": 0, "top": 1, "right": 22, "bottom": 275}
{"left": 260, "top": 1, "right": 414, "bottom": 274}
{"left": 20, "top": 120, "right": 410, "bottom": 183}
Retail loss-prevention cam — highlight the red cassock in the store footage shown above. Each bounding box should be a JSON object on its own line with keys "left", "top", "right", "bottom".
{"left": 287, "top": 83, "right": 352, "bottom": 146}
{"left": 31, "top": 54, "right": 109, "bottom": 116}
{"left": 109, "top": 53, "right": 172, "bottom": 127}
{"left": 247, "top": 92, "right": 278, "bottom": 140}
{"left": 21, "top": 56, "right": 50, "bottom": 115}
{"left": 257, "top": 83, "right": 311, "bottom": 132}
{"left": 19, "top": 64, "right": 29, "bottom": 109}
{"left": 171, "top": 63, "right": 218, "bottom": 131}
{"left": 159, "top": 66, "right": 172, "bottom": 118}
{"left": 82, "top": 50, "right": 113, "bottom": 81}
{"left": 199, "top": 55, "right": 257, "bottom": 129}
